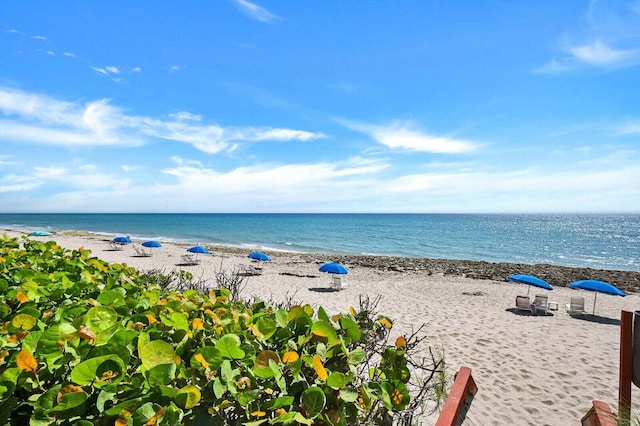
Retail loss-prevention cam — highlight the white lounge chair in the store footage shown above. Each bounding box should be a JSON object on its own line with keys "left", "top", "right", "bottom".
{"left": 533, "top": 294, "right": 549, "bottom": 315}
{"left": 237, "top": 264, "right": 262, "bottom": 276}
{"left": 515, "top": 295, "right": 532, "bottom": 313}
{"left": 565, "top": 296, "right": 586, "bottom": 316}
{"left": 330, "top": 275, "right": 347, "bottom": 291}
{"left": 134, "top": 245, "right": 151, "bottom": 257}
{"left": 180, "top": 254, "right": 201, "bottom": 265}
{"left": 109, "top": 242, "right": 124, "bottom": 251}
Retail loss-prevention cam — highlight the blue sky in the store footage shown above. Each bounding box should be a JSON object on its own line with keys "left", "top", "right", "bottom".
{"left": 1, "top": 0, "right": 640, "bottom": 213}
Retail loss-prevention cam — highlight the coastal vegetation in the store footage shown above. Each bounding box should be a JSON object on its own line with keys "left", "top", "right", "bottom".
{"left": 0, "top": 235, "right": 445, "bottom": 425}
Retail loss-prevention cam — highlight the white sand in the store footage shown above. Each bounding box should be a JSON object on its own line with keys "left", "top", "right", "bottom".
{"left": 5, "top": 230, "right": 639, "bottom": 425}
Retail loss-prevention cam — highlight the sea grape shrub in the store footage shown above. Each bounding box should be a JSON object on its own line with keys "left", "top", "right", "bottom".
{"left": 0, "top": 234, "right": 423, "bottom": 425}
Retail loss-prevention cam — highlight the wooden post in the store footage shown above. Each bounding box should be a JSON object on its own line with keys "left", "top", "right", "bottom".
{"left": 619, "top": 310, "right": 633, "bottom": 422}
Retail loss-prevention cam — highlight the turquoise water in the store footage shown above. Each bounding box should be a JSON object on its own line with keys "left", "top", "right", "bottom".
{"left": 1, "top": 213, "right": 638, "bottom": 271}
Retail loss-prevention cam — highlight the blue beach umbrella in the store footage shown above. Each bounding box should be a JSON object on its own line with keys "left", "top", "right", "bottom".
{"left": 187, "top": 245, "right": 209, "bottom": 260}
{"left": 248, "top": 252, "right": 271, "bottom": 262}
{"left": 142, "top": 240, "right": 162, "bottom": 255}
{"left": 507, "top": 274, "right": 553, "bottom": 295}
{"left": 113, "top": 236, "right": 132, "bottom": 244}
{"left": 28, "top": 231, "right": 52, "bottom": 237}
{"left": 568, "top": 279, "right": 626, "bottom": 315}
{"left": 142, "top": 240, "right": 162, "bottom": 248}
{"left": 319, "top": 262, "right": 348, "bottom": 275}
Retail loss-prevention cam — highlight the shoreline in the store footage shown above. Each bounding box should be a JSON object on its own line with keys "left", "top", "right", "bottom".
{"left": 12, "top": 228, "right": 639, "bottom": 294}
{"left": 3, "top": 228, "right": 640, "bottom": 424}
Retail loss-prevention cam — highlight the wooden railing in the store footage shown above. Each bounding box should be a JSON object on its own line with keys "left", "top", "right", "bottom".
{"left": 436, "top": 366, "right": 477, "bottom": 426}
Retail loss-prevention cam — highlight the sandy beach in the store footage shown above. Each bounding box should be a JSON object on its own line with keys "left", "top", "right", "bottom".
{"left": 5, "top": 229, "right": 640, "bottom": 425}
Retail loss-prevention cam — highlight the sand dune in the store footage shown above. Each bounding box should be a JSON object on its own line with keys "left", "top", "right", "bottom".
{"left": 5, "top": 229, "right": 640, "bottom": 425}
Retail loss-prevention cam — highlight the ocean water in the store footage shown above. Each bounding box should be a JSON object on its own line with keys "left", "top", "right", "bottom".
{"left": 1, "top": 213, "right": 639, "bottom": 272}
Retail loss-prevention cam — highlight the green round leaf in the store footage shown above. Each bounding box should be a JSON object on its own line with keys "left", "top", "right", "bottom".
{"left": 339, "top": 316, "right": 361, "bottom": 342}
{"left": 215, "top": 334, "right": 245, "bottom": 360}
{"left": 147, "top": 363, "right": 177, "bottom": 387}
{"left": 301, "top": 386, "right": 326, "bottom": 419}
{"left": 83, "top": 306, "right": 118, "bottom": 333}
{"left": 255, "top": 317, "right": 277, "bottom": 340}
{"left": 326, "top": 372, "right": 349, "bottom": 390}
{"left": 175, "top": 385, "right": 201, "bottom": 409}
{"left": 310, "top": 320, "right": 338, "bottom": 344}
{"left": 70, "top": 355, "right": 125, "bottom": 388}
{"left": 140, "top": 340, "right": 176, "bottom": 370}
{"left": 96, "top": 289, "right": 126, "bottom": 307}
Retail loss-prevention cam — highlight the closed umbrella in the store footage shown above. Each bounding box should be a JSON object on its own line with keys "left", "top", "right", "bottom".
{"left": 507, "top": 274, "right": 553, "bottom": 295}
{"left": 568, "top": 280, "right": 626, "bottom": 315}
{"left": 28, "top": 231, "right": 52, "bottom": 237}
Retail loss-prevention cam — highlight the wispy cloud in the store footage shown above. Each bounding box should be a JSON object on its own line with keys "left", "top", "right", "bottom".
{"left": 233, "top": 0, "right": 281, "bottom": 24}
{"left": 62, "top": 52, "right": 75, "bottom": 57}
{"left": 616, "top": 120, "right": 640, "bottom": 135}
{"left": 0, "top": 87, "right": 325, "bottom": 153}
{"left": 169, "top": 65, "right": 181, "bottom": 73}
{"left": 90, "top": 65, "right": 122, "bottom": 82}
{"left": 536, "top": 1, "right": 640, "bottom": 73}
{"left": 340, "top": 119, "right": 480, "bottom": 154}
{"left": 170, "top": 111, "right": 202, "bottom": 122}
{"left": 32, "top": 35, "right": 47, "bottom": 41}
{"left": 0, "top": 173, "right": 43, "bottom": 194}
{"left": 570, "top": 39, "right": 640, "bottom": 66}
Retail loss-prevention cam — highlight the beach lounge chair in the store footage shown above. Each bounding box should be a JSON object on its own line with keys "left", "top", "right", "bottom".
{"left": 515, "top": 295, "right": 532, "bottom": 313}
{"left": 330, "top": 275, "right": 347, "bottom": 291}
{"left": 565, "top": 296, "right": 586, "bottom": 316}
{"left": 533, "top": 294, "right": 549, "bottom": 315}
{"left": 109, "top": 242, "right": 124, "bottom": 251}
{"left": 237, "top": 264, "right": 262, "bottom": 276}
{"left": 133, "top": 245, "right": 151, "bottom": 257}
{"left": 180, "top": 254, "right": 201, "bottom": 265}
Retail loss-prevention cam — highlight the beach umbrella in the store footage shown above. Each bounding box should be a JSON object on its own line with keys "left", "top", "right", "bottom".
{"left": 28, "top": 231, "right": 52, "bottom": 237}
{"left": 568, "top": 279, "right": 626, "bottom": 315}
{"left": 142, "top": 240, "right": 162, "bottom": 255}
{"left": 187, "top": 245, "right": 209, "bottom": 260}
{"left": 113, "top": 236, "right": 132, "bottom": 244}
{"left": 142, "top": 240, "right": 162, "bottom": 248}
{"left": 319, "top": 262, "right": 348, "bottom": 275}
{"left": 248, "top": 252, "right": 271, "bottom": 262}
{"left": 507, "top": 274, "right": 553, "bottom": 295}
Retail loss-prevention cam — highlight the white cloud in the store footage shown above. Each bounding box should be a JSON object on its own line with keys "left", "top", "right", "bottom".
{"left": 46, "top": 51, "right": 55, "bottom": 56}
{"left": 233, "top": 0, "right": 281, "bottom": 24}
{"left": 32, "top": 35, "right": 47, "bottom": 41}
{"left": 616, "top": 120, "right": 640, "bottom": 135}
{"left": 169, "top": 65, "right": 181, "bottom": 73}
{"left": 32, "top": 165, "right": 129, "bottom": 189}
{"left": 570, "top": 40, "right": 640, "bottom": 66}
{"left": 169, "top": 111, "right": 202, "bottom": 122}
{"left": 342, "top": 119, "right": 479, "bottom": 154}
{"left": 170, "top": 156, "right": 203, "bottom": 167}
{"left": 0, "top": 87, "right": 325, "bottom": 153}
{"left": 105, "top": 66, "right": 120, "bottom": 74}
{"left": 0, "top": 174, "right": 43, "bottom": 194}
{"left": 5, "top": 153, "right": 639, "bottom": 213}
{"left": 90, "top": 66, "right": 109, "bottom": 76}
{"left": 7, "top": 29, "right": 22, "bottom": 34}
{"left": 63, "top": 52, "right": 75, "bottom": 57}
{"left": 132, "top": 67, "right": 142, "bottom": 72}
